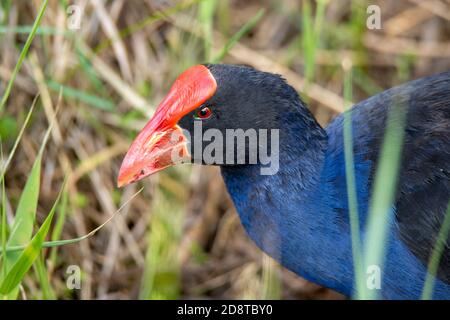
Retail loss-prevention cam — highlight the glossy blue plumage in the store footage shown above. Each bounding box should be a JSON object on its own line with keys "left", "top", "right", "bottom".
{"left": 176, "top": 64, "right": 449, "bottom": 298}
{"left": 220, "top": 71, "right": 450, "bottom": 299}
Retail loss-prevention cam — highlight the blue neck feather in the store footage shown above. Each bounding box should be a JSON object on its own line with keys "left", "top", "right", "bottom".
{"left": 221, "top": 108, "right": 356, "bottom": 296}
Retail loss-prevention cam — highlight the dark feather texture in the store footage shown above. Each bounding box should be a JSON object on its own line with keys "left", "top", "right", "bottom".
{"left": 178, "top": 64, "right": 450, "bottom": 299}
{"left": 354, "top": 73, "right": 450, "bottom": 282}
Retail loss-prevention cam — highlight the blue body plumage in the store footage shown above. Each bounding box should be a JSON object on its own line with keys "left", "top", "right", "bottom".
{"left": 220, "top": 70, "right": 450, "bottom": 299}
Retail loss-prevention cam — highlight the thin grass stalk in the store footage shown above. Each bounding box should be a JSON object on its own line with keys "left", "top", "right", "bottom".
{"left": 301, "top": 0, "right": 314, "bottom": 84}
{"left": 0, "top": 0, "right": 48, "bottom": 114}
{"left": 0, "top": 96, "right": 38, "bottom": 182}
{"left": 261, "top": 255, "right": 281, "bottom": 300}
{"left": 1, "top": 149, "right": 7, "bottom": 280}
{"left": 211, "top": 9, "right": 265, "bottom": 63}
{"left": 94, "top": 0, "right": 204, "bottom": 54}
{"left": 0, "top": 188, "right": 143, "bottom": 254}
{"left": 33, "top": 254, "right": 56, "bottom": 299}
{"left": 421, "top": 202, "right": 450, "bottom": 299}
{"left": 342, "top": 61, "right": 364, "bottom": 298}
{"left": 198, "top": 0, "right": 217, "bottom": 61}
{"left": 360, "top": 97, "right": 408, "bottom": 299}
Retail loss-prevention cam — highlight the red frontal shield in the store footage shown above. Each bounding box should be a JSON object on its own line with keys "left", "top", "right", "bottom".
{"left": 118, "top": 65, "right": 217, "bottom": 187}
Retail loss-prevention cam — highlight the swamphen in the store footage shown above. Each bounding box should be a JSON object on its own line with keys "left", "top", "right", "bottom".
{"left": 117, "top": 64, "right": 450, "bottom": 299}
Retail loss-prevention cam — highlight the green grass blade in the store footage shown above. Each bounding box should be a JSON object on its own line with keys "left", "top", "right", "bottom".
{"left": 360, "top": 98, "right": 408, "bottom": 300}
{"left": 421, "top": 202, "right": 450, "bottom": 300}
{"left": 2, "top": 236, "right": 93, "bottom": 252}
{"left": 2, "top": 109, "right": 53, "bottom": 299}
{"left": 1, "top": 153, "right": 7, "bottom": 280}
{"left": 198, "top": 0, "right": 217, "bottom": 60}
{"left": 6, "top": 110, "right": 54, "bottom": 263}
{"left": 261, "top": 255, "right": 281, "bottom": 299}
{"left": 139, "top": 187, "right": 184, "bottom": 300}
{"left": 5, "top": 153, "right": 41, "bottom": 258}
{"left": 49, "top": 188, "right": 68, "bottom": 266}
{"left": 75, "top": 46, "right": 107, "bottom": 94}
{"left": 342, "top": 63, "right": 364, "bottom": 298}
{"left": 301, "top": 0, "right": 327, "bottom": 85}
{"left": 94, "top": 0, "right": 204, "bottom": 54}
{"left": 0, "top": 187, "right": 143, "bottom": 254}
{"left": 0, "top": 0, "right": 48, "bottom": 114}
{"left": 46, "top": 80, "right": 115, "bottom": 112}
{"left": 301, "top": 0, "right": 315, "bottom": 83}
{"left": 353, "top": 68, "right": 383, "bottom": 96}
{"left": 314, "top": 0, "right": 327, "bottom": 37}
{"left": 0, "top": 182, "right": 65, "bottom": 295}
{"left": 211, "top": 9, "right": 265, "bottom": 63}
{"left": 0, "top": 95, "right": 38, "bottom": 182}
{"left": 0, "top": 25, "right": 70, "bottom": 36}
{"left": 216, "top": 0, "right": 231, "bottom": 35}
{"left": 33, "top": 254, "right": 56, "bottom": 299}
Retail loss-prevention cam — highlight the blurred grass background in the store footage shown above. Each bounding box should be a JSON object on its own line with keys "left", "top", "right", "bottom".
{"left": 0, "top": 0, "right": 449, "bottom": 299}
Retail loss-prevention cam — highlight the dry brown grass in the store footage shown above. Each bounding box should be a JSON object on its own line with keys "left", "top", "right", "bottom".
{"left": 0, "top": 0, "right": 449, "bottom": 299}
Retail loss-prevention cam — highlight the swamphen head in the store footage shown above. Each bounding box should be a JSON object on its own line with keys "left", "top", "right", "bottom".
{"left": 117, "top": 64, "right": 313, "bottom": 186}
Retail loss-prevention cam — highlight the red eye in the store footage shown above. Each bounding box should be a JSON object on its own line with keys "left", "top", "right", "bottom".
{"left": 195, "top": 106, "right": 212, "bottom": 119}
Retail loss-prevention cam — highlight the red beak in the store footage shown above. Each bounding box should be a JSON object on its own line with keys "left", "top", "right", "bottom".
{"left": 117, "top": 65, "right": 217, "bottom": 187}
